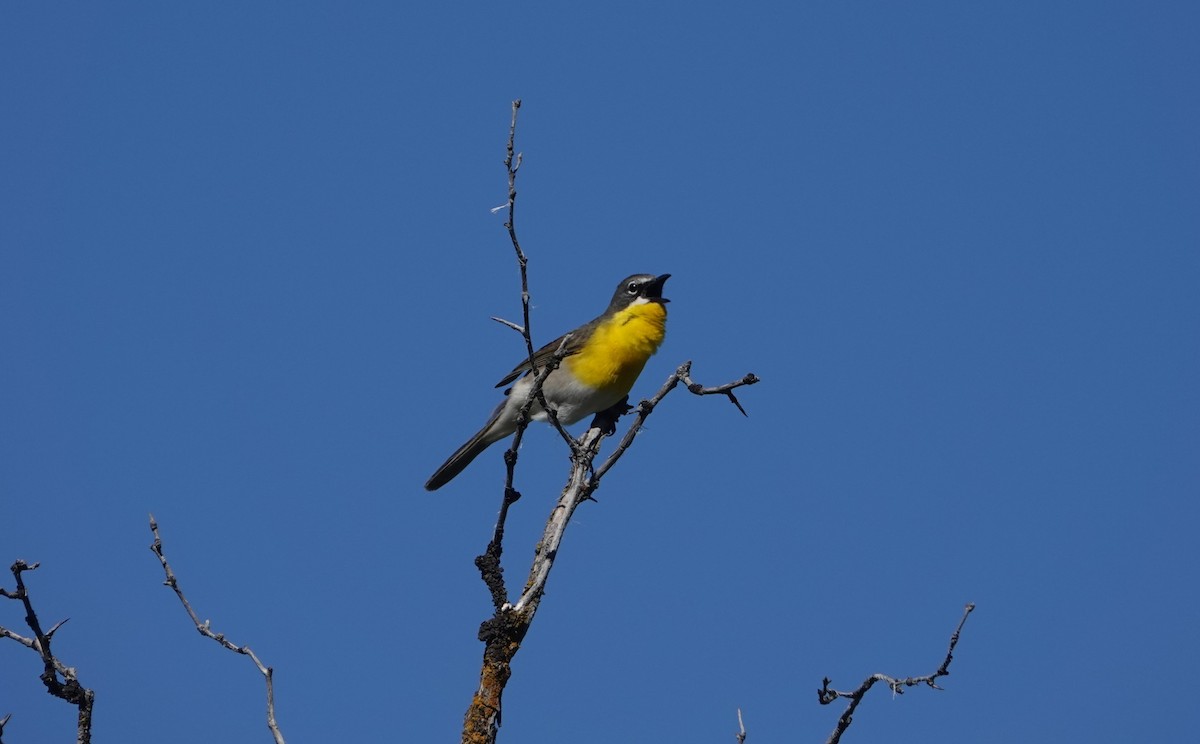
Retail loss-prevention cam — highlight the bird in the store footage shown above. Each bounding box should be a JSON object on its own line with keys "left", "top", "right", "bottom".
{"left": 425, "top": 273, "right": 670, "bottom": 491}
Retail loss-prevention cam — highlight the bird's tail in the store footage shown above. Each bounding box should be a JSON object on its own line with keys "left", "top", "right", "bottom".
{"left": 424, "top": 422, "right": 504, "bottom": 492}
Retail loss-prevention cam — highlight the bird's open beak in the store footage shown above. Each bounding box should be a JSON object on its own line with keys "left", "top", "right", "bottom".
{"left": 646, "top": 273, "right": 671, "bottom": 302}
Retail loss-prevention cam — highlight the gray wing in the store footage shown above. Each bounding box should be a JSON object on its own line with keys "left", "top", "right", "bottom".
{"left": 493, "top": 321, "right": 596, "bottom": 388}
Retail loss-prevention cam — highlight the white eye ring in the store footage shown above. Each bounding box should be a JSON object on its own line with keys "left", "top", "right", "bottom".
{"left": 626, "top": 281, "right": 640, "bottom": 294}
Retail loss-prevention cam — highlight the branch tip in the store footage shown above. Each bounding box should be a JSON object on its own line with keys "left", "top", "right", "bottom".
{"left": 148, "top": 515, "right": 286, "bottom": 743}
{"left": 819, "top": 604, "right": 977, "bottom": 744}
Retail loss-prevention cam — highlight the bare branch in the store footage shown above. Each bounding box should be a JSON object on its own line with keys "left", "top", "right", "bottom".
{"left": 476, "top": 332, "right": 577, "bottom": 614}
{"left": 0, "top": 625, "right": 36, "bottom": 650}
{"left": 594, "top": 361, "right": 760, "bottom": 482}
{"left": 818, "top": 603, "right": 976, "bottom": 744}
{"left": 0, "top": 560, "right": 95, "bottom": 744}
{"left": 489, "top": 316, "right": 525, "bottom": 334}
{"left": 475, "top": 99, "right": 579, "bottom": 617}
{"left": 463, "top": 103, "right": 760, "bottom": 744}
{"left": 464, "top": 366, "right": 755, "bottom": 744}
{"left": 496, "top": 100, "right": 576, "bottom": 457}
{"left": 502, "top": 99, "right": 531, "bottom": 364}
{"left": 508, "top": 361, "right": 756, "bottom": 616}
{"left": 735, "top": 708, "right": 747, "bottom": 744}
{"left": 463, "top": 423, "right": 606, "bottom": 744}
{"left": 682, "top": 367, "right": 759, "bottom": 417}
{"left": 44, "top": 616, "right": 70, "bottom": 640}
{"left": 510, "top": 422, "right": 604, "bottom": 614}
{"left": 148, "top": 514, "right": 285, "bottom": 744}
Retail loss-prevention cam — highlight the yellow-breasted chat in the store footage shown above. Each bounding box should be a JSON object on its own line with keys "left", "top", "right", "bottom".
{"left": 425, "top": 273, "right": 670, "bottom": 491}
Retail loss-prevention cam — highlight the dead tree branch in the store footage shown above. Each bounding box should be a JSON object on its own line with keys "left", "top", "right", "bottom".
{"left": 473, "top": 99, "right": 574, "bottom": 615}
{"left": 463, "top": 363, "right": 754, "bottom": 744}
{"left": 594, "top": 361, "right": 759, "bottom": 482}
{"left": 818, "top": 603, "right": 976, "bottom": 744}
{"left": 0, "top": 560, "right": 95, "bottom": 744}
{"left": 460, "top": 102, "right": 759, "bottom": 744}
{"left": 148, "top": 514, "right": 285, "bottom": 744}
{"left": 496, "top": 100, "right": 576, "bottom": 456}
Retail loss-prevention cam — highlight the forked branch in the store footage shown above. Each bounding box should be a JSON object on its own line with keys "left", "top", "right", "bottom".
{"left": 0, "top": 560, "right": 95, "bottom": 744}
{"left": 461, "top": 101, "right": 759, "bottom": 744}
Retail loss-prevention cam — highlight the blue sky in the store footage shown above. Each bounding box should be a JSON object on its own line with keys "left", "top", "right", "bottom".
{"left": 2, "top": 3, "right": 1197, "bottom": 742}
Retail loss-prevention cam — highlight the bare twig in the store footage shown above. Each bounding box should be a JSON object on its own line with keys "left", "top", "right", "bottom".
{"left": 496, "top": 99, "right": 576, "bottom": 456}
{"left": 500, "top": 99, "right": 537, "bottom": 380}
{"left": 818, "top": 603, "right": 976, "bottom": 744}
{"left": 682, "top": 366, "right": 756, "bottom": 417}
{"left": 594, "top": 361, "right": 759, "bottom": 482}
{"left": 148, "top": 514, "right": 285, "bottom": 744}
{"left": 735, "top": 708, "right": 747, "bottom": 743}
{"left": 0, "top": 560, "right": 95, "bottom": 744}
{"left": 466, "top": 98, "right": 547, "bottom": 744}
{"left": 475, "top": 99, "right": 576, "bottom": 615}
{"left": 489, "top": 316, "right": 524, "bottom": 334}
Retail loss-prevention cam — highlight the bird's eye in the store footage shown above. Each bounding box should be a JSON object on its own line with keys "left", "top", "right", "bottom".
{"left": 626, "top": 281, "right": 640, "bottom": 294}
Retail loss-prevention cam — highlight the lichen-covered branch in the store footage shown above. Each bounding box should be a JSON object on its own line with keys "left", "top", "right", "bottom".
{"left": 0, "top": 560, "right": 95, "bottom": 744}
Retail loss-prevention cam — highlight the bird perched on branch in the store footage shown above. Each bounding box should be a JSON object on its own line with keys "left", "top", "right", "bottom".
{"left": 425, "top": 273, "right": 670, "bottom": 491}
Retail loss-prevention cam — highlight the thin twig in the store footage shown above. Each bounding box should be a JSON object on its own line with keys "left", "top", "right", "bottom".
{"left": 502, "top": 100, "right": 535, "bottom": 371}
{"left": 593, "top": 361, "right": 760, "bottom": 482}
{"left": 0, "top": 560, "right": 95, "bottom": 744}
{"left": 496, "top": 99, "right": 576, "bottom": 455}
{"left": 682, "top": 367, "right": 757, "bottom": 417}
{"left": 735, "top": 708, "right": 747, "bottom": 744}
{"left": 475, "top": 99, "right": 576, "bottom": 613}
{"left": 489, "top": 316, "right": 524, "bottom": 334}
{"left": 818, "top": 603, "right": 976, "bottom": 744}
{"left": 148, "top": 514, "right": 285, "bottom": 744}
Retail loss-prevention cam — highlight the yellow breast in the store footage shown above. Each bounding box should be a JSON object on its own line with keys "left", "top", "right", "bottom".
{"left": 566, "top": 302, "right": 667, "bottom": 391}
